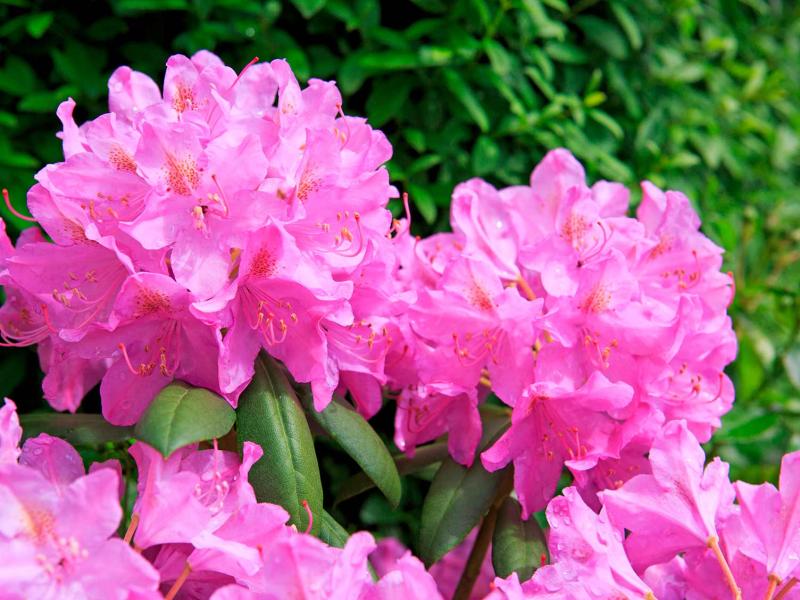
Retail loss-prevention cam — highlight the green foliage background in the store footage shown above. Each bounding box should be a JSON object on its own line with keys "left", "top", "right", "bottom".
{"left": 0, "top": 0, "right": 798, "bottom": 505}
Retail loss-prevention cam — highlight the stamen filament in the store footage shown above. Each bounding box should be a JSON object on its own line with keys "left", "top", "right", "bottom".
{"left": 2, "top": 188, "right": 37, "bottom": 223}
{"left": 228, "top": 56, "right": 260, "bottom": 91}
{"left": 775, "top": 578, "right": 798, "bottom": 600}
{"left": 516, "top": 275, "right": 537, "bottom": 301}
{"left": 301, "top": 499, "right": 313, "bottom": 534}
{"left": 118, "top": 342, "right": 144, "bottom": 376}
{"left": 164, "top": 562, "right": 192, "bottom": 600}
{"left": 123, "top": 513, "right": 139, "bottom": 544}
{"left": 707, "top": 536, "right": 741, "bottom": 600}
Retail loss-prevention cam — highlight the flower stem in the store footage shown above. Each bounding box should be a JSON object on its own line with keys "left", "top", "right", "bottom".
{"left": 164, "top": 562, "right": 192, "bottom": 600}
{"left": 707, "top": 536, "right": 741, "bottom": 600}
{"left": 775, "top": 578, "right": 798, "bottom": 600}
{"left": 453, "top": 470, "right": 514, "bottom": 600}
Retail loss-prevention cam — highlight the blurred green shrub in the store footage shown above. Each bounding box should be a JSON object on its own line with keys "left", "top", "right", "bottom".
{"left": 0, "top": 0, "right": 798, "bottom": 483}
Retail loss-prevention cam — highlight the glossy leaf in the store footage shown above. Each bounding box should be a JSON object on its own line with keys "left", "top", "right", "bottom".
{"left": 236, "top": 354, "right": 323, "bottom": 534}
{"left": 305, "top": 395, "right": 402, "bottom": 508}
{"left": 492, "top": 496, "right": 547, "bottom": 580}
{"left": 335, "top": 441, "right": 450, "bottom": 505}
{"left": 416, "top": 419, "right": 510, "bottom": 566}
{"left": 318, "top": 509, "right": 350, "bottom": 548}
{"left": 21, "top": 413, "right": 134, "bottom": 445}
{"left": 134, "top": 381, "right": 235, "bottom": 458}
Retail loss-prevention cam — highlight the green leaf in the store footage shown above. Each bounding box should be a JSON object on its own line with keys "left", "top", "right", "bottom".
{"left": 17, "top": 86, "right": 78, "bottom": 113}
{"left": 407, "top": 182, "right": 437, "bottom": 224}
{"left": 588, "top": 109, "right": 624, "bottom": 140}
{"left": 304, "top": 394, "right": 402, "bottom": 507}
{"left": 575, "top": 16, "right": 629, "bottom": 60}
{"left": 0, "top": 56, "right": 37, "bottom": 96}
{"left": 472, "top": 135, "right": 501, "bottom": 176}
{"left": 318, "top": 509, "right": 350, "bottom": 548}
{"left": 134, "top": 381, "right": 235, "bottom": 458}
{"left": 25, "top": 11, "right": 53, "bottom": 38}
{"left": 111, "top": 0, "right": 189, "bottom": 11}
{"left": 338, "top": 54, "right": 368, "bottom": 95}
{"left": 718, "top": 413, "right": 779, "bottom": 441}
{"left": 484, "top": 40, "right": 513, "bottom": 78}
{"left": 544, "top": 41, "right": 589, "bottom": 64}
{"left": 0, "top": 354, "right": 25, "bottom": 397}
{"left": 21, "top": 413, "right": 134, "bottom": 445}
{"left": 610, "top": 2, "right": 642, "bottom": 51}
{"left": 335, "top": 441, "right": 450, "bottom": 505}
{"left": 416, "top": 420, "right": 511, "bottom": 566}
{"left": 784, "top": 344, "right": 800, "bottom": 390}
{"left": 492, "top": 497, "right": 547, "bottom": 580}
{"left": 442, "top": 68, "right": 490, "bottom": 132}
{"left": 236, "top": 354, "right": 323, "bottom": 534}
{"left": 366, "top": 76, "right": 412, "bottom": 127}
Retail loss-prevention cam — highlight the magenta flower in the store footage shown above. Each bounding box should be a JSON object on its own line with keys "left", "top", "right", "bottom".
{"left": 0, "top": 397, "right": 22, "bottom": 464}
{"left": 543, "top": 487, "right": 652, "bottom": 597}
{"left": 601, "top": 420, "right": 735, "bottom": 571}
{"left": 75, "top": 273, "right": 221, "bottom": 424}
{"left": 128, "top": 440, "right": 263, "bottom": 553}
{"left": 0, "top": 401, "right": 160, "bottom": 599}
{"left": 481, "top": 373, "right": 633, "bottom": 517}
{"left": 734, "top": 450, "right": 800, "bottom": 585}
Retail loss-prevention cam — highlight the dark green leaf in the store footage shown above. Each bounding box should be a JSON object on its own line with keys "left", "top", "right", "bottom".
{"left": 416, "top": 419, "right": 510, "bottom": 566}
{"left": 0, "top": 56, "right": 37, "bottom": 96}
{"left": 304, "top": 394, "right": 402, "bottom": 508}
{"left": 318, "top": 509, "right": 350, "bottom": 548}
{"left": 0, "top": 354, "right": 25, "bottom": 397}
{"left": 134, "top": 381, "right": 235, "bottom": 458}
{"left": 575, "top": 16, "right": 629, "bottom": 60}
{"left": 335, "top": 441, "right": 450, "bottom": 505}
{"left": 442, "top": 68, "right": 490, "bottom": 132}
{"left": 236, "top": 354, "right": 323, "bottom": 534}
{"left": 366, "top": 77, "right": 413, "bottom": 127}
{"left": 407, "top": 182, "right": 437, "bottom": 224}
{"left": 472, "top": 135, "right": 501, "bottom": 176}
{"left": 21, "top": 413, "right": 134, "bottom": 445}
{"left": 492, "top": 497, "right": 547, "bottom": 580}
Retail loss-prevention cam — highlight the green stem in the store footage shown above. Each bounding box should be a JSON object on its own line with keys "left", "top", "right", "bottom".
{"left": 452, "top": 469, "right": 514, "bottom": 600}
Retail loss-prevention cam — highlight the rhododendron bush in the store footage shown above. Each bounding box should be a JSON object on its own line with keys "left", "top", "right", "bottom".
{"left": 0, "top": 50, "right": 793, "bottom": 600}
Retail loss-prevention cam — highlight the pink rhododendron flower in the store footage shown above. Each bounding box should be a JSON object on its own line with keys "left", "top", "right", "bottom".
{"left": 0, "top": 400, "right": 160, "bottom": 599}
{"left": 734, "top": 450, "right": 800, "bottom": 583}
{"left": 481, "top": 373, "right": 633, "bottom": 516}
{"left": 128, "top": 439, "right": 263, "bottom": 555}
{"left": 601, "top": 420, "right": 735, "bottom": 571}
{"left": 371, "top": 531, "right": 493, "bottom": 600}
{"left": 0, "top": 397, "right": 22, "bottom": 464}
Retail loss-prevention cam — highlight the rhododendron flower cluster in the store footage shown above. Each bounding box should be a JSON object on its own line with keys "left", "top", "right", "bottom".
{"left": 486, "top": 421, "right": 800, "bottom": 600}
{"left": 1, "top": 49, "right": 775, "bottom": 600}
{"left": 390, "top": 149, "right": 737, "bottom": 514}
{"left": 0, "top": 50, "right": 403, "bottom": 425}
